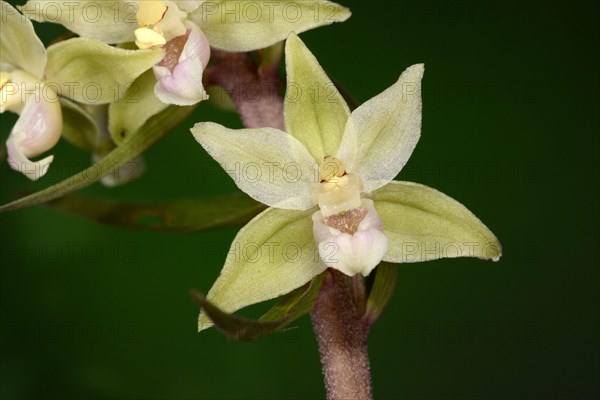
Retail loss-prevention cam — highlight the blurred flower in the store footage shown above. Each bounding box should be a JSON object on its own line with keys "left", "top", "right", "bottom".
{"left": 191, "top": 34, "right": 501, "bottom": 329}
{"left": 1, "top": 2, "right": 61, "bottom": 180}
{"left": 1, "top": 1, "right": 162, "bottom": 180}
{"left": 134, "top": 0, "right": 210, "bottom": 105}
{"left": 21, "top": 0, "right": 351, "bottom": 106}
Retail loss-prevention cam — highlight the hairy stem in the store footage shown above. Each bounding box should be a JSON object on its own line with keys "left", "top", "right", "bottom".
{"left": 310, "top": 270, "right": 373, "bottom": 400}
{"left": 204, "top": 49, "right": 285, "bottom": 130}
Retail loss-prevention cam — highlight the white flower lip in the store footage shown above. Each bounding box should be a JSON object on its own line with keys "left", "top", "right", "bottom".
{"left": 153, "top": 25, "right": 210, "bottom": 106}
{"left": 313, "top": 199, "right": 388, "bottom": 277}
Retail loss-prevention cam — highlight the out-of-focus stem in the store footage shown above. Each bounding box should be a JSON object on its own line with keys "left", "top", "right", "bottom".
{"left": 204, "top": 49, "right": 284, "bottom": 130}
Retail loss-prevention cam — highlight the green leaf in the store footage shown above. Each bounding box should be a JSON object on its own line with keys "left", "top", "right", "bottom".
{"left": 0, "top": 105, "right": 194, "bottom": 212}
{"left": 192, "top": 273, "right": 325, "bottom": 341}
{"left": 371, "top": 181, "right": 502, "bottom": 263}
{"left": 284, "top": 33, "right": 350, "bottom": 162}
{"left": 1, "top": 1, "right": 46, "bottom": 78}
{"left": 190, "top": 0, "right": 351, "bottom": 52}
{"left": 45, "top": 194, "right": 266, "bottom": 233}
{"left": 364, "top": 262, "right": 397, "bottom": 324}
{"left": 20, "top": 0, "right": 137, "bottom": 44}
{"left": 45, "top": 38, "right": 163, "bottom": 104}
{"left": 109, "top": 69, "right": 168, "bottom": 145}
{"left": 59, "top": 99, "right": 99, "bottom": 153}
{"left": 198, "top": 206, "right": 326, "bottom": 331}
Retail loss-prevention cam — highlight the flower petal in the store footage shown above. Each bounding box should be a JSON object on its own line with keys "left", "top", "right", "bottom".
{"left": 45, "top": 38, "right": 164, "bottom": 104}
{"left": 198, "top": 206, "right": 325, "bottom": 331}
{"left": 284, "top": 33, "right": 350, "bottom": 162}
{"left": 20, "top": 0, "right": 137, "bottom": 44}
{"left": 153, "top": 25, "right": 210, "bottom": 106}
{"left": 0, "top": 1, "right": 46, "bottom": 78}
{"left": 191, "top": 122, "right": 318, "bottom": 210}
{"left": 189, "top": 0, "right": 351, "bottom": 52}
{"left": 6, "top": 94, "right": 62, "bottom": 181}
{"left": 337, "top": 64, "right": 424, "bottom": 193}
{"left": 370, "top": 181, "right": 502, "bottom": 263}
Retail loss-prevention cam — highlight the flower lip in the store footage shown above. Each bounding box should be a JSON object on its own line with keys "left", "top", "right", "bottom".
{"left": 323, "top": 207, "right": 368, "bottom": 235}
{"left": 312, "top": 199, "right": 388, "bottom": 277}
{"left": 152, "top": 25, "right": 210, "bottom": 105}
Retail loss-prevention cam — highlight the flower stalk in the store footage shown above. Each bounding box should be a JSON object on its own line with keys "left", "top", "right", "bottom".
{"left": 204, "top": 49, "right": 285, "bottom": 130}
{"left": 311, "top": 270, "right": 373, "bottom": 400}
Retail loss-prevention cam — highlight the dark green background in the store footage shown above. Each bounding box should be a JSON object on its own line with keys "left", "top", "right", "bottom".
{"left": 1, "top": 0, "right": 598, "bottom": 398}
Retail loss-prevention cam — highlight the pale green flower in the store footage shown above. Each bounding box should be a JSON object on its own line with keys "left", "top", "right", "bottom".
{"left": 20, "top": 0, "right": 351, "bottom": 131}
{"left": 191, "top": 34, "right": 502, "bottom": 330}
{"left": 0, "top": 1, "right": 162, "bottom": 179}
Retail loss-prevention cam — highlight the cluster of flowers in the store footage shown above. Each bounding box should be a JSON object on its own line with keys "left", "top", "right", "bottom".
{"left": 1, "top": 0, "right": 500, "bottom": 330}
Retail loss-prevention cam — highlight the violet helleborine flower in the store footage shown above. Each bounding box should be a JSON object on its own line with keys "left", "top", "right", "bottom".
{"left": 1, "top": 1, "right": 162, "bottom": 179}
{"left": 21, "top": 0, "right": 351, "bottom": 107}
{"left": 191, "top": 34, "right": 502, "bottom": 330}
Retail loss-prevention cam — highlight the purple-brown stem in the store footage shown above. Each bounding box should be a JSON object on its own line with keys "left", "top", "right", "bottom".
{"left": 311, "top": 270, "right": 373, "bottom": 400}
{"left": 204, "top": 49, "right": 285, "bottom": 130}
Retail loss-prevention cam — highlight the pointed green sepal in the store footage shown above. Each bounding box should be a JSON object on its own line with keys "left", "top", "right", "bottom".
{"left": 284, "top": 33, "right": 350, "bottom": 161}
{"left": 191, "top": 0, "right": 351, "bottom": 52}
{"left": 337, "top": 64, "right": 424, "bottom": 193}
{"left": 198, "top": 206, "right": 326, "bottom": 331}
{"left": 45, "top": 38, "right": 163, "bottom": 104}
{"left": 1, "top": 1, "right": 47, "bottom": 78}
{"left": 371, "top": 181, "right": 502, "bottom": 263}
{"left": 20, "top": 0, "right": 137, "bottom": 44}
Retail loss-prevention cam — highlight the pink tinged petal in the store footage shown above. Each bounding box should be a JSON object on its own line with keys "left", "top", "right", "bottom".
{"left": 6, "top": 94, "right": 62, "bottom": 181}
{"left": 153, "top": 25, "right": 210, "bottom": 106}
{"left": 312, "top": 199, "right": 389, "bottom": 277}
